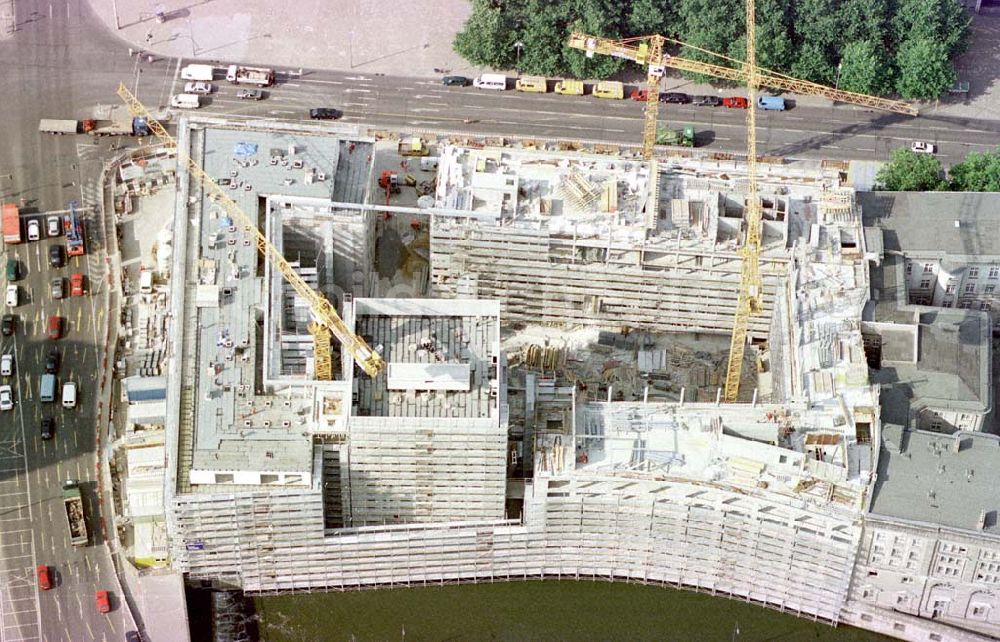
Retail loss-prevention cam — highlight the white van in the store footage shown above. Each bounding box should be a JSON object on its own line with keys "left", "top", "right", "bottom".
{"left": 62, "top": 381, "right": 77, "bottom": 408}
{"left": 180, "top": 64, "right": 214, "bottom": 82}
{"left": 473, "top": 74, "right": 507, "bottom": 90}
{"left": 170, "top": 93, "right": 201, "bottom": 109}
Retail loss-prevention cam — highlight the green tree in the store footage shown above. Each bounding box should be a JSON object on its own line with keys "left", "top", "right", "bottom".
{"left": 518, "top": 2, "right": 570, "bottom": 76}
{"left": 838, "top": 0, "right": 891, "bottom": 46}
{"left": 875, "top": 148, "right": 947, "bottom": 191}
{"left": 791, "top": 42, "right": 835, "bottom": 85}
{"left": 892, "top": 0, "right": 971, "bottom": 57}
{"left": 453, "top": 0, "right": 519, "bottom": 70}
{"left": 895, "top": 37, "right": 957, "bottom": 99}
{"left": 563, "top": 0, "right": 626, "bottom": 79}
{"left": 754, "top": 0, "right": 795, "bottom": 73}
{"left": 676, "top": 0, "right": 744, "bottom": 82}
{"left": 949, "top": 150, "right": 1000, "bottom": 192}
{"left": 626, "top": 0, "right": 678, "bottom": 37}
{"left": 789, "top": 0, "right": 839, "bottom": 83}
{"left": 838, "top": 40, "right": 895, "bottom": 96}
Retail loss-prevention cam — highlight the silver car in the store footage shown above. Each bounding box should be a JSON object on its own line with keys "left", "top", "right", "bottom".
{"left": 237, "top": 88, "right": 264, "bottom": 100}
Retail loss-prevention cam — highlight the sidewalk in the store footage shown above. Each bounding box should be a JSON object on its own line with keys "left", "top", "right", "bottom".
{"left": 89, "top": 0, "right": 479, "bottom": 77}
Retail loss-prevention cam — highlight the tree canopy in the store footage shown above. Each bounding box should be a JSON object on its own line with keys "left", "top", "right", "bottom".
{"left": 453, "top": 0, "right": 971, "bottom": 99}
{"left": 949, "top": 150, "right": 1000, "bottom": 192}
{"left": 875, "top": 148, "right": 947, "bottom": 191}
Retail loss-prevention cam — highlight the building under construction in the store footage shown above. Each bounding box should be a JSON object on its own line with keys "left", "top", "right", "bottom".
{"left": 154, "top": 115, "right": 1000, "bottom": 641}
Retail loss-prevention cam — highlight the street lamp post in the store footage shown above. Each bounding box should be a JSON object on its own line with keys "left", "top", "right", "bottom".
{"left": 835, "top": 62, "right": 843, "bottom": 90}
{"left": 514, "top": 41, "right": 524, "bottom": 73}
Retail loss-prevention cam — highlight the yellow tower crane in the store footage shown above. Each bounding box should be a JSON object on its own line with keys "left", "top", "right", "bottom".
{"left": 116, "top": 83, "right": 385, "bottom": 379}
{"left": 724, "top": 0, "right": 763, "bottom": 403}
{"left": 568, "top": 27, "right": 917, "bottom": 401}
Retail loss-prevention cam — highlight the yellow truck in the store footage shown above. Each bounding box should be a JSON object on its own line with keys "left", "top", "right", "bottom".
{"left": 554, "top": 79, "right": 584, "bottom": 96}
{"left": 515, "top": 76, "right": 547, "bottom": 93}
{"left": 593, "top": 81, "right": 624, "bottom": 100}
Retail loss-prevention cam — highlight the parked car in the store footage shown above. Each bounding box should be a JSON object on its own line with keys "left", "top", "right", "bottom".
{"left": 51, "top": 278, "right": 63, "bottom": 300}
{"left": 757, "top": 95, "right": 787, "bottom": 111}
{"left": 27, "top": 219, "right": 40, "bottom": 241}
{"left": 722, "top": 96, "right": 749, "bottom": 109}
{"left": 911, "top": 141, "right": 936, "bottom": 154}
{"left": 0, "top": 385, "right": 13, "bottom": 411}
{"left": 236, "top": 88, "right": 263, "bottom": 100}
{"left": 442, "top": 76, "right": 470, "bottom": 86}
{"left": 37, "top": 565, "right": 52, "bottom": 590}
{"left": 46, "top": 215, "right": 60, "bottom": 237}
{"left": 309, "top": 108, "right": 342, "bottom": 120}
{"left": 5, "top": 285, "right": 17, "bottom": 307}
{"left": 49, "top": 244, "right": 64, "bottom": 268}
{"left": 6, "top": 258, "right": 18, "bottom": 281}
{"left": 47, "top": 315, "right": 61, "bottom": 340}
{"left": 659, "top": 92, "right": 690, "bottom": 104}
{"left": 70, "top": 273, "right": 85, "bottom": 297}
{"left": 95, "top": 590, "right": 111, "bottom": 614}
{"left": 1, "top": 354, "right": 12, "bottom": 377}
{"left": 692, "top": 95, "right": 722, "bottom": 107}
{"left": 630, "top": 88, "right": 651, "bottom": 101}
{"left": 1, "top": 315, "right": 14, "bottom": 336}
{"left": 45, "top": 349, "right": 60, "bottom": 374}
{"left": 41, "top": 417, "right": 54, "bottom": 441}
{"left": 184, "top": 81, "right": 213, "bottom": 94}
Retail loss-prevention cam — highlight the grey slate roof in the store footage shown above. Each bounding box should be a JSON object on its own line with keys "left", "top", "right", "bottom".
{"left": 859, "top": 191, "right": 1000, "bottom": 257}
{"left": 870, "top": 424, "right": 1000, "bottom": 534}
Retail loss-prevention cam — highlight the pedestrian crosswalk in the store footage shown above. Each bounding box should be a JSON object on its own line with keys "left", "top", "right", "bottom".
{"left": 0, "top": 433, "right": 41, "bottom": 642}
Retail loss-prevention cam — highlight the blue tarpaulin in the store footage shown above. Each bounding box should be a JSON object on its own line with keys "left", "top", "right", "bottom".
{"left": 233, "top": 142, "right": 258, "bottom": 157}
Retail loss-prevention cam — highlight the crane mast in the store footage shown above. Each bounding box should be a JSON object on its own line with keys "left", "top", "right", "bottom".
{"left": 115, "top": 83, "right": 385, "bottom": 378}
{"left": 723, "top": 0, "right": 763, "bottom": 402}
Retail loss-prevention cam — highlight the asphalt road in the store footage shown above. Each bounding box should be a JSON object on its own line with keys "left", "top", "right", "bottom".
{"left": 0, "top": 0, "right": 131, "bottom": 639}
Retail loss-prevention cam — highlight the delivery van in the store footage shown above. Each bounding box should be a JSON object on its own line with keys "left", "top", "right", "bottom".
{"left": 757, "top": 96, "right": 786, "bottom": 111}
{"left": 180, "top": 64, "right": 214, "bottom": 81}
{"left": 473, "top": 74, "right": 507, "bottom": 90}
{"left": 62, "top": 381, "right": 77, "bottom": 408}
{"left": 515, "top": 76, "right": 547, "bottom": 93}
{"left": 554, "top": 80, "right": 584, "bottom": 95}
{"left": 40, "top": 374, "right": 56, "bottom": 402}
{"left": 170, "top": 94, "right": 201, "bottom": 109}
{"left": 593, "top": 81, "right": 624, "bottom": 100}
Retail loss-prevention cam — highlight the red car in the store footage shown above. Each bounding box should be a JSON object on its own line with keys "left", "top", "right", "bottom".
{"left": 722, "top": 96, "right": 749, "bottom": 109}
{"left": 37, "top": 565, "right": 52, "bottom": 590}
{"left": 70, "top": 273, "right": 85, "bottom": 297}
{"left": 47, "top": 316, "right": 62, "bottom": 340}
{"left": 96, "top": 590, "right": 111, "bottom": 613}
{"left": 630, "top": 88, "right": 650, "bottom": 101}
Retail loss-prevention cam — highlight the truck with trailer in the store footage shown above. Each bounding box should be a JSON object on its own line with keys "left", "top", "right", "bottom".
{"left": 64, "top": 201, "right": 85, "bottom": 257}
{"left": 180, "top": 64, "right": 214, "bottom": 81}
{"left": 39, "top": 116, "right": 150, "bottom": 137}
{"left": 2, "top": 204, "right": 20, "bottom": 244}
{"left": 62, "top": 480, "right": 89, "bottom": 546}
{"left": 225, "top": 65, "right": 275, "bottom": 87}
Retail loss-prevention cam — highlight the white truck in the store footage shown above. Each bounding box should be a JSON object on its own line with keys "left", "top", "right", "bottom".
{"left": 181, "top": 64, "right": 214, "bottom": 82}
{"left": 473, "top": 73, "right": 507, "bottom": 90}
{"left": 225, "top": 65, "right": 274, "bottom": 87}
